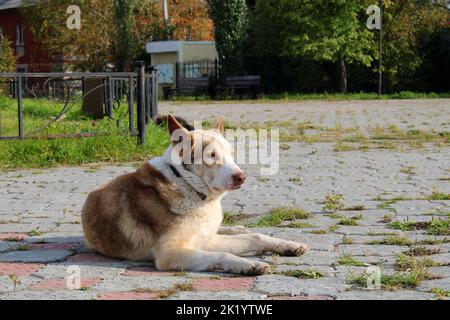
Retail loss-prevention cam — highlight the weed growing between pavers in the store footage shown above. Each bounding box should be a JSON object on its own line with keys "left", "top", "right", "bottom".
{"left": 338, "top": 214, "right": 363, "bottom": 226}
{"left": 337, "top": 254, "right": 366, "bottom": 267}
{"left": 254, "top": 207, "right": 310, "bottom": 227}
{"left": 222, "top": 212, "right": 252, "bottom": 226}
{"left": 389, "top": 218, "right": 450, "bottom": 235}
{"left": 430, "top": 288, "right": 450, "bottom": 299}
{"left": 404, "top": 247, "right": 441, "bottom": 256}
{"left": 27, "top": 229, "right": 44, "bottom": 237}
{"left": 273, "top": 269, "right": 325, "bottom": 279}
{"left": 425, "top": 191, "right": 450, "bottom": 201}
{"left": 322, "top": 194, "right": 345, "bottom": 213}
{"left": 133, "top": 282, "right": 194, "bottom": 299}
{"left": 368, "top": 235, "right": 450, "bottom": 246}
{"left": 395, "top": 254, "right": 440, "bottom": 271}
{"left": 343, "top": 205, "right": 366, "bottom": 211}
{"left": 284, "top": 222, "right": 316, "bottom": 228}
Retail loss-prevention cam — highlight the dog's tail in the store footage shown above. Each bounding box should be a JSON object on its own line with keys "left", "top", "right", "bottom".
{"left": 153, "top": 115, "right": 195, "bottom": 131}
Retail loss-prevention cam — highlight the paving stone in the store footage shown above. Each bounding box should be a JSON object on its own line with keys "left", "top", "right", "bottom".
{"left": 96, "top": 292, "right": 158, "bottom": 300}
{"left": 0, "top": 289, "right": 98, "bottom": 300}
{"left": 417, "top": 278, "right": 450, "bottom": 291}
{"left": 336, "top": 245, "right": 407, "bottom": 257}
{"left": 336, "top": 289, "right": 436, "bottom": 300}
{"left": 168, "top": 290, "right": 267, "bottom": 300}
{"left": 191, "top": 277, "right": 255, "bottom": 291}
{"left": 253, "top": 275, "right": 348, "bottom": 297}
{"left": 93, "top": 275, "right": 188, "bottom": 292}
{"left": 0, "top": 262, "right": 44, "bottom": 276}
{"left": 0, "top": 250, "right": 72, "bottom": 263}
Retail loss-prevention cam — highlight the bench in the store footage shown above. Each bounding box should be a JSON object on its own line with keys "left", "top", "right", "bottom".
{"left": 163, "top": 77, "right": 211, "bottom": 99}
{"left": 219, "top": 75, "right": 262, "bottom": 99}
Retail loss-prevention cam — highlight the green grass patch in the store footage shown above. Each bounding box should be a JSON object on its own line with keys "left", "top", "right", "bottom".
{"left": 274, "top": 269, "right": 324, "bottom": 279}
{"left": 284, "top": 222, "right": 316, "bottom": 228}
{"left": 255, "top": 207, "right": 310, "bottom": 227}
{"left": 425, "top": 191, "right": 450, "bottom": 201}
{"left": 0, "top": 97, "right": 169, "bottom": 169}
{"left": 337, "top": 254, "right": 366, "bottom": 267}
{"left": 389, "top": 218, "right": 450, "bottom": 236}
{"left": 338, "top": 214, "right": 363, "bottom": 226}
{"left": 322, "top": 193, "right": 345, "bottom": 213}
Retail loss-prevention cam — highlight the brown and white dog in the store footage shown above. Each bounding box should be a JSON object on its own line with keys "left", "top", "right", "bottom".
{"left": 81, "top": 115, "right": 308, "bottom": 275}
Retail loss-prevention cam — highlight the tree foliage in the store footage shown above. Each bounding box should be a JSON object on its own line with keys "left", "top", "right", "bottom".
{"left": 21, "top": 0, "right": 213, "bottom": 71}
{"left": 207, "top": 0, "right": 249, "bottom": 76}
{"left": 0, "top": 36, "right": 16, "bottom": 73}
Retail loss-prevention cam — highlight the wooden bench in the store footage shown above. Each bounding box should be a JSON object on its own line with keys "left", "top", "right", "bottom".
{"left": 220, "top": 75, "right": 262, "bottom": 99}
{"left": 164, "top": 77, "right": 211, "bottom": 99}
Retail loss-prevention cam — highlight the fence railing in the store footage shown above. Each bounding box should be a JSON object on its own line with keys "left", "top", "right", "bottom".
{"left": 0, "top": 62, "right": 158, "bottom": 145}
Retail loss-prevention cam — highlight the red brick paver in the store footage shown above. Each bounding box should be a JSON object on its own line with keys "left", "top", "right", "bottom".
{"left": 0, "top": 263, "right": 44, "bottom": 276}
{"left": 192, "top": 277, "right": 256, "bottom": 291}
{"left": 0, "top": 233, "right": 28, "bottom": 241}
{"left": 96, "top": 292, "right": 158, "bottom": 300}
{"left": 32, "top": 278, "right": 101, "bottom": 290}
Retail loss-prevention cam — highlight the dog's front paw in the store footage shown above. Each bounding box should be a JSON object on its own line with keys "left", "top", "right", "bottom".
{"left": 240, "top": 261, "right": 271, "bottom": 276}
{"left": 279, "top": 242, "right": 309, "bottom": 257}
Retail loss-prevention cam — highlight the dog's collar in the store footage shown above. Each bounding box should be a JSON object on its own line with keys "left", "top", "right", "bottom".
{"left": 169, "top": 165, "right": 207, "bottom": 201}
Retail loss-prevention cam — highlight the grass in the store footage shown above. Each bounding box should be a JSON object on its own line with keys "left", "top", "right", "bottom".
{"left": 404, "top": 247, "right": 441, "bottom": 257}
{"left": 343, "top": 205, "right": 366, "bottom": 211}
{"left": 0, "top": 97, "right": 169, "bottom": 169}
{"left": 337, "top": 254, "right": 366, "bottom": 267}
{"left": 133, "top": 282, "right": 194, "bottom": 299}
{"left": 171, "top": 91, "right": 450, "bottom": 103}
{"left": 222, "top": 212, "right": 252, "bottom": 227}
{"left": 274, "top": 269, "right": 324, "bottom": 279}
{"left": 368, "top": 235, "right": 450, "bottom": 246}
{"left": 338, "top": 214, "right": 363, "bottom": 226}
{"left": 425, "top": 191, "right": 450, "bottom": 201}
{"left": 254, "top": 207, "right": 310, "bottom": 227}
{"left": 27, "top": 229, "right": 44, "bottom": 237}
{"left": 322, "top": 193, "right": 345, "bottom": 213}
{"left": 430, "top": 288, "right": 450, "bottom": 299}
{"left": 394, "top": 254, "right": 439, "bottom": 271}
{"left": 284, "top": 222, "right": 316, "bottom": 228}
{"left": 347, "top": 268, "right": 438, "bottom": 291}
{"left": 388, "top": 218, "right": 450, "bottom": 236}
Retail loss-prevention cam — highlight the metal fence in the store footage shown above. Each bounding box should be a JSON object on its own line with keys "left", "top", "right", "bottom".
{"left": 176, "top": 59, "right": 218, "bottom": 83}
{"left": 0, "top": 62, "right": 158, "bottom": 145}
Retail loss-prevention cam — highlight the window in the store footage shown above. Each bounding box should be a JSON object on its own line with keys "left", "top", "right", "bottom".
{"left": 16, "top": 25, "right": 24, "bottom": 45}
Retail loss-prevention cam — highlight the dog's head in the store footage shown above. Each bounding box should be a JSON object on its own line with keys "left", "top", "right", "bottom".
{"left": 166, "top": 114, "right": 246, "bottom": 194}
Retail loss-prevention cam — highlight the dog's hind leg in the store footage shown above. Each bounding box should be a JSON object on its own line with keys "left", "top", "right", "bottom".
{"left": 153, "top": 248, "right": 270, "bottom": 275}
{"left": 204, "top": 234, "right": 309, "bottom": 257}
{"left": 218, "top": 226, "right": 250, "bottom": 235}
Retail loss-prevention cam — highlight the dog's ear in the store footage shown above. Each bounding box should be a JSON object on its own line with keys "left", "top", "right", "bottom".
{"left": 216, "top": 116, "right": 225, "bottom": 135}
{"left": 168, "top": 114, "right": 192, "bottom": 147}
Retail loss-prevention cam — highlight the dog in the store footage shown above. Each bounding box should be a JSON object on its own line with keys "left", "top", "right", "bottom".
{"left": 81, "top": 114, "right": 308, "bottom": 275}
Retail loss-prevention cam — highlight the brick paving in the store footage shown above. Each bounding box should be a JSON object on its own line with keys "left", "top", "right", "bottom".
{"left": 0, "top": 99, "right": 449, "bottom": 300}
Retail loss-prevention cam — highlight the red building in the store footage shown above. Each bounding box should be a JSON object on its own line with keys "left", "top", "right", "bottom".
{"left": 0, "top": 0, "right": 61, "bottom": 72}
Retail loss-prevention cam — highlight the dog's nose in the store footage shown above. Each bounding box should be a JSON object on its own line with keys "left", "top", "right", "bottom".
{"left": 232, "top": 171, "right": 246, "bottom": 186}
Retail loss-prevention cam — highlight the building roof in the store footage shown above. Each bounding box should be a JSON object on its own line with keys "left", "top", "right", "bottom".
{"left": 146, "top": 41, "right": 215, "bottom": 54}
{"left": 0, "top": 0, "right": 22, "bottom": 10}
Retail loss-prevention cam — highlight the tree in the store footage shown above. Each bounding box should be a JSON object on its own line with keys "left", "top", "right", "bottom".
{"left": 169, "top": 0, "right": 214, "bottom": 41}
{"left": 114, "top": 0, "right": 137, "bottom": 71}
{"left": 207, "top": 0, "right": 249, "bottom": 76}
{"left": 0, "top": 36, "right": 16, "bottom": 73}
{"left": 275, "top": 0, "right": 376, "bottom": 93}
{"left": 381, "top": 0, "right": 450, "bottom": 91}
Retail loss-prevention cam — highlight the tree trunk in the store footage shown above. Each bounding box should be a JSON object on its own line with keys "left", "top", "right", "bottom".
{"left": 339, "top": 56, "right": 348, "bottom": 94}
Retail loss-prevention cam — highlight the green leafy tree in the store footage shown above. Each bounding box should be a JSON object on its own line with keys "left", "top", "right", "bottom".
{"left": 279, "top": 0, "right": 376, "bottom": 93}
{"left": 0, "top": 36, "right": 16, "bottom": 73}
{"left": 207, "top": 0, "right": 249, "bottom": 76}
{"left": 382, "top": 0, "right": 450, "bottom": 91}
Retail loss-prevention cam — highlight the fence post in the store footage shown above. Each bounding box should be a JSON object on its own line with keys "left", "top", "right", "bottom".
{"left": 17, "top": 75, "right": 24, "bottom": 139}
{"left": 152, "top": 67, "right": 159, "bottom": 117}
{"left": 128, "top": 75, "right": 134, "bottom": 135}
{"left": 136, "top": 61, "right": 146, "bottom": 145}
